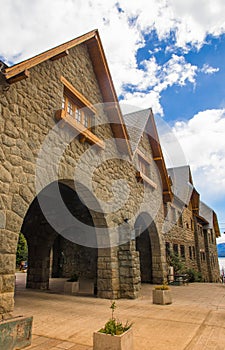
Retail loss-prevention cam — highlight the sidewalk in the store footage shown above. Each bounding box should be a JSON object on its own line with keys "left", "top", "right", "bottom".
{"left": 14, "top": 273, "right": 225, "bottom": 349}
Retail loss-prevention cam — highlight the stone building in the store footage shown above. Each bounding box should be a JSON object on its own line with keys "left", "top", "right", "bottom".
{"left": 0, "top": 30, "right": 220, "bottom": 319}
{"left": 165, "top": 166, "right": 220, "bottom": 282}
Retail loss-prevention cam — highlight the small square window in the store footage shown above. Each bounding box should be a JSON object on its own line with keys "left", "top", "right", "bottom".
{"left": 75, "top": 109, "right": 82, "bottom": 123}
{"left": 67, "top": 100, "right": 73, "bottom": 116}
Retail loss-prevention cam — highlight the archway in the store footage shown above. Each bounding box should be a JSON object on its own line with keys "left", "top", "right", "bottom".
{"left": 135, "top": 212, "right": 161, "bottom": 284}
{"left": 21, "top": 180, "right": 107, "bottom": 292}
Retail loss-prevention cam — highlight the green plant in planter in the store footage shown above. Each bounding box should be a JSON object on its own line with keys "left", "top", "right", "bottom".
{"left": 154, "top": 283, "right": 170, "bottom": 290}
{"left": 67, "top": 274, "right": 79, "bottom": 282}
{"left": 99, "top": 301, "right": 133, "bottom": 336}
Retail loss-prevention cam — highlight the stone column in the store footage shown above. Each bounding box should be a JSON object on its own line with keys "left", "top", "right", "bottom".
{"left": 0, "top": 223, "right": 20, "bottom": 319}
{"left": 26, "top": 241, "right": 51, "bottom": 290}
{"left": 97, "top": 247, "right": 120, "bottom": 299}
{"left": 118, "top": 239, "right": 141, "bottom": 299}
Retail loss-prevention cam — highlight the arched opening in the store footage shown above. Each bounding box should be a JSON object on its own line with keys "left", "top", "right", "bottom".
{"left": 20, "top": 180, "right": 106, "bottom": 293}
{"left": 135, "top": 212, "right": 161, "bottom": 284}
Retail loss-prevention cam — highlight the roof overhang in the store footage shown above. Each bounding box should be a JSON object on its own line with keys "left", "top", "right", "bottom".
{"left": 213, "top": 211, "right": 220, "bottom": 237}
{"left": 146, "top": 109, "right": 173, "bottom": 202}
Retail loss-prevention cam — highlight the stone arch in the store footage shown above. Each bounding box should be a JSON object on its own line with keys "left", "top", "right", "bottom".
{"left": 134, "top": 212, "right": 163, "bottom": 284}
{"left": 20, "top": 180, "right": 109, "bottom": 293}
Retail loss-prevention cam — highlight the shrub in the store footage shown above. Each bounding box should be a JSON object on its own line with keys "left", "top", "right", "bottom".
{"left": 16, "top": 233, "right": 28, "bottom": 267}
{"left": 167, "top": 251, "right": 185, "bottom": 274}
{"left": 155, "top": 284, "right": 170, "bottom": 290}
{"left": 185, "top": 268, "right": 202, "bottom": 282}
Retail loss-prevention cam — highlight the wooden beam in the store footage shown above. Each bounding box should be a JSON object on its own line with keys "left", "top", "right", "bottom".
{"left": 153, "top": 156, "right": 163, "bottom": 161}
{"left": 55, "top": 109, "right": 105, "bottom": 149}
{"left": 136, "top": 149, "right": 152, "bottom": 164}
{"left": 60, "top": 76, "right": 97, "bottom": 114}
{"left": 50, "top": 50, "right": 69, "bottom": 61}
{"left": 7, "top": 69, "right": 30, "bottom": 84}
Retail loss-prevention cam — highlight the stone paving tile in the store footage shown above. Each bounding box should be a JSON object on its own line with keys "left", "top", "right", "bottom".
{"left": 26, "top": 335, "right": 50, "bottom": 348}
{"left": 56, "top": 340, "right": 78, "bottom": 349}
{"left": 68, "top": 345, "right": 92, "bottom": 350}
{"left": 14, "top": 276, "right": 225, "bottom": 350}
{"left": 26, "top": 337, "right": 62, "bottom": 349}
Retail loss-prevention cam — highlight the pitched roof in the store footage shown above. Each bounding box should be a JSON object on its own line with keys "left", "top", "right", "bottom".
{"left": 167, "top": 165, "right": 193, "bottom": 206}
{"left": 199, "top": 201, "right": 220, "bottom": 237}
{"left": 123, "top": 108, "right": 150, "bottom": 152}
{"left": 2, "top": 29, "right": 132, "bottom": 156}
{"left": 123, "top": 108, "right": 172, "bottom": 202}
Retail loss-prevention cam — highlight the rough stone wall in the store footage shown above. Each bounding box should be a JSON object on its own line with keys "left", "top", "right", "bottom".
{"left": 132, "top": 132, "right": 167, "bottom": 285}
{"left": 52, "top": 236, "right": 98, "bottom": 280}
{"left": 163, "top": 201, "right": 199, "bottom": 274}
{"left": 0, "top": 42, "right": 167, "bottom": 316}
{"left": 163, "top": 199, "right": 220, "bottom": 282}
{"left": 203, "top": 228, "right": 220, "bottom": 282}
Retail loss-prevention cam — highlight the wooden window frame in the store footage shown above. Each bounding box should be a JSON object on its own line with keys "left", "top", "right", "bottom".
{"left": 135, "top": 150, "right": 157, "bottom": 189}
{"left": 62, "top": 94, "right": 93, "bottom": 129}
{"left": 55, "top": 76, "right": 104, "bottom": 149}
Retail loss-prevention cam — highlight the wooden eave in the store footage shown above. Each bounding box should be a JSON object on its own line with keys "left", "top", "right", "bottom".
{"left": 4, "top": 30, "right": 98, "bottom": 80}
{"left": 191, "top": 188, "right": 200, "bottom": 214}
{"left": 3, "top": 29, "right": 131, "bottom": 157}
{"left": 213, "top": 211, "right": 220, "bottom": 237}
{"left": 87, "top": 34, "right": 131, "bottom": 157}
{"left": 194, "top": 213, "right": 209, "bottom": 226}
{"left": 145, "top": 110, "right": 173, "bottom": 202}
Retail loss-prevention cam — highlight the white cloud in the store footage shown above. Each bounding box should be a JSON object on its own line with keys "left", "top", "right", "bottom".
{"left": 0, "top": 0, "right": 225, "bottom": 112}
{"left": 167, "top": 0, "right": 225, "bottom": 49}
{"left": 201, "top": 64, "right": 219, "bottom": 74}
{"left": 120, "top": 54, "right": 197, "bottom": 114}
{"left": 172, "top": 109, "right": 225, "bottom": 203}
{"left": 120, "top": 90, "right": 163, "bottom": 115}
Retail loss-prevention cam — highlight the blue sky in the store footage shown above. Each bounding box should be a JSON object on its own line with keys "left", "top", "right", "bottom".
{"left": 0, "top": 0, "right": 225, "bottom": 238}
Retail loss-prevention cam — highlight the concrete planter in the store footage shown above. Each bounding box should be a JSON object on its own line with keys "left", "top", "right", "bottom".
{"left": 93, "top": 328, "right": 133, "bottom": 350}
{"left": 152, "top": 289, "right": 172, "bottom": 305}
{"left": 0, "top": 316, "right": 33, "bottom": 350}
{"left": 64, "top": 281, "right": 79, "bottom": 295}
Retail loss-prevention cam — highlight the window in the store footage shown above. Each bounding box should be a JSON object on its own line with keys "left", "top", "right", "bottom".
{"left": 178, "top": 212, "right": 183, "bottom": 227}
{"left": 62, "top": 94, "right": 93, "bottom": 129}
{"left": 192, "top": 246, "right": 195, "bottom": 259}
{"left": 202, "top": 252, "right": 205, "bottom": 261}
{"left": 135, "top": 150, "right": 157, "bottom": 188}
{"left": 200, "top": 250, "right": 205, "bottom": 262}
{"left": 75, "top": 108, "right": 82, "bottom": 123}
{"left": 210, "top": 229, "right": 214, "bottom": 244}
{"left": 189, "top": 246, "right": 192, "bottom": 260}
{"left": 180, "top": 245, "right": 185, "bottom": 258}
{"left": 171, "top": 207, "right": 176, "bottom": 223}
{"left": 55, "top": 76, "right": 104, "bottom": 149}
{"left": 165, "top": 242, "right": 170, "bottom": 257}
{"left": 138, "top": 155, "right": 150, "bottom": 178}
{"left": 173, "top": 243, "right": 178, "bottom": 255}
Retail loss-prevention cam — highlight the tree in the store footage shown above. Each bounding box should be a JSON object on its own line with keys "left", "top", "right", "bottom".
{"left": 16, "top": 233, "right": 28, "bottom": 267}
{"left": 167, "top": 251, "right": 185, "bottom": 274}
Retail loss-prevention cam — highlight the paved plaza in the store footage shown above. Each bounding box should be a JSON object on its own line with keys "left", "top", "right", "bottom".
{"left": 14, "top": 273, "right": 225, "bottom": 349}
